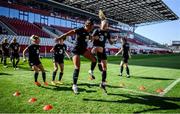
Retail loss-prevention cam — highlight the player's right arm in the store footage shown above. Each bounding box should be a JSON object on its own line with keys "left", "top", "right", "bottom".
{"left": 22, "top": 46, "right": 28, "bottom": 61}
{"left": 115, "top": 48, "right": 122, "bottom": 56}
{"left": 50, "top": 46, "right": 54, "bottom": 52}
{"left": 56, "top": 30, "right": 76, "bottom": 41}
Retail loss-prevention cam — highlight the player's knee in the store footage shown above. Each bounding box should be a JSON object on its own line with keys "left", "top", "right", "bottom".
{"left": 92, "top": 56, "right": 97, "bottom": 62}
{"left": 75, "top": 65, "right": 80, "bottom": 69}
{"left": 60, "top": 68, "right": 64, "bottom": 72}
{"left": 54, "top": 68, "right": 58, "bottom": 72}
{"left": 124, "top": 64, "right": 128, "bottom": 67}
{"left": 102, "top": 64, "right": 107, "bottom": 70}
{"left": 34, "top": 69, "right": 39, "bottom": 73}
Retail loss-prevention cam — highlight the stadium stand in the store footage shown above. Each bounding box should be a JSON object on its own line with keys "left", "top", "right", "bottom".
{"left": 0, "top": 0, "right": 177, "bottom": 56}
{"left": 0, "top": 16, "right": 50, "bottom": 37}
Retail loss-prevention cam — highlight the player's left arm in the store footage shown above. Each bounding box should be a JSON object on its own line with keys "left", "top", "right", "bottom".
{"left": 18, "top": 44, "right": 21, "bottom": 53}
{"left": 128, "top": 47, "right": 131, "bottom": 59}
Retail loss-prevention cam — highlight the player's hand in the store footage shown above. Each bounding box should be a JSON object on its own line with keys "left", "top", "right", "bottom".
{"left": 94, "top": 36, "right": 99, "bottom": 40}
{"left": 115, "top": 53, "right": 118, "bottom": 56}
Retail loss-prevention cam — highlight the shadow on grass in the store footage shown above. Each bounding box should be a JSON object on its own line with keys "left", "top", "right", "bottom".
{"left": 78, "top": 83, "right": 121, "bottom": 89}
{"left": 132, "top": 76, "right": 174, "bottom": 80}
{"left": 18, "top": 66, "right": 49, "bottom": 72}
{"left": 0, "top": 72, "right": 13, "bottom": 76}
{"left": 40, "top": 85, "right": 97, "bottom": 93}
{"left": 83, "top": 93, "right": 180, "bottom": 113}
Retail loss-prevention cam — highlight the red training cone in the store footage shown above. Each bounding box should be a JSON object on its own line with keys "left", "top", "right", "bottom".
{"left": 43, "top": 105, "right": 53, "bottom": 111}
{"left": 13, "top": 91, "right": 21, "bottom": 96}
{"left": 28, "top": 98, "right": 37, "bottom": 103}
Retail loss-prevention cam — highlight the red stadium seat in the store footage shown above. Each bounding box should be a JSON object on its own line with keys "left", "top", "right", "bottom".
{"left": 0, "top": 16, "right": 50, "bottom": 38}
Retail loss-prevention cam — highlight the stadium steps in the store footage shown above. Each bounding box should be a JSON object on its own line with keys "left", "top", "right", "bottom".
{"left": 0, "top": 16, "right": 50, "bottom": 38}
{"left": 33, "top": 22, "right": 64, "bottom": 38}
{"left": 0, "top": 20, "right": 17, "bottom": 35}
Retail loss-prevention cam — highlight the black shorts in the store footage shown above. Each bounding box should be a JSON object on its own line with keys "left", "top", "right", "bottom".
{"left": 53, "top": 56, "right": 64, "bottom": 64}
{"left": 3, "top": 53, "right": 9, "bottom": 57}
{"left": 11, "top": 53, "right": 19, "bottom": 59}
{"left": 97, "top": 49, "right": 107, "bottom": 60}
{"left": 72, "top": 47, "right": 87, "bottom": 55}
{"left": 29, "top": 59, "right": 41, "bottom": 66}
{"left": 122, "top": 56, "right": 129, "bottom": 63}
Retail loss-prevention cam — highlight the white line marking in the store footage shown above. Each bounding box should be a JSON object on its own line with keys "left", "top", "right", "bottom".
{"left": 159, "top": 78, "right": 180, "bottom": 96}
{"left": 120, "top": 88, "right": 158, "bottom": 97}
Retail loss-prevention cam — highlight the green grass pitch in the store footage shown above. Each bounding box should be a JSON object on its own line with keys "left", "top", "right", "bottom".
{"left": 0, "top": 54, "right": 180, "bottom": 113}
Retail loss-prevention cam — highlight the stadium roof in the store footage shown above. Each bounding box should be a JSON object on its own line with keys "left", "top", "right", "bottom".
{"left": 48, "top": 0, "right": 179, "bottom": 26}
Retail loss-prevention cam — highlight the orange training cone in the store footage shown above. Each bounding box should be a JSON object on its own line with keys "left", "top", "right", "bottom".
{"left": 139, "top": 86, "right": 146, "bottom": 91}
{"left": 156, "top": 88, "right": 164, "bottom": 93}
{"left": 119, "top": 83, "right": 125, "bottom": 88}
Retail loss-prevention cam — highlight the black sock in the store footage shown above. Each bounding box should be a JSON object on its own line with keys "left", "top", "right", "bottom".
{"left": 42, "top": 72, "right": 46, "bottom": 82}
{"left": 126, "top": 67, "right": 130, "bottom": 75}
{"left": 52, "top": 71, "right": 57, "bottom": 81}
{"left": 59, "top": 72, "right": 63, "bottom": 81}
{"left": 1, "top": 57, "right": 3, "bottom": 63}
{"left": 120, "top": 66, "right": 124, "bottom": 74}
{"left": 91, "top": 61, "right": 97, "bottom": 71}
{"left": 73, "top": 69, "right": 79, "bottom": 85}
{"left": 98, "top": 63, "right": 103, "bottom": 72}
{"left": 15, "top": 59, "right": 19, "bottom": 68}
{"left": 102, "top": 70, "right": 107, "bottom": 82}
{"left": 3, "top": 57, "right": 7, "bottom": 66}
{"left": 13, "top": 59, "right": 15, "bottom": 68}
{"left": 34, "top": 72, "right": 38, "bottom": 82}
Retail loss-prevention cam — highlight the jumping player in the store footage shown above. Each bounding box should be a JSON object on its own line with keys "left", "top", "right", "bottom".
{"left": 23, "top": 35, "right": 48, "bottom": 86}
{"left": 89, "top": 10, "right": 116, "bottom": 93}
{"left": 56, "top": 18, "right": 97, "bottom": 94}
{"left": 115, "top": 37, "right": 131, "bottom": 78}
{"left": 50, "top": 38, "right": 71, "bottom": 85}
{"left": 1, "top": 38, "right": 9, "bottom": 68}
{"left": 9, "top": 37, "right": 20, "bottom": 70}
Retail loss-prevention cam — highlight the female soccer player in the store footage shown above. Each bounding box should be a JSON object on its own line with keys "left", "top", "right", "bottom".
{"left": 1, "top": 38, "right": 9, "bottom": 68}
{"left": 50, "top": 38, "right": 70, "bottom": 85}
{"left": 89, "top": 10, "right": 117, "bottom": 93}
{"left": 115, "top": 37, "right": 131, "bottom": 78}
{"left": 56, "top": 19, "right": 97, "bottom": 94}
{"left": 9, "top": 37, "right": 20, "bottom": 70}
{"left": 23, "top": 35, "right": 48, "bottom": 86}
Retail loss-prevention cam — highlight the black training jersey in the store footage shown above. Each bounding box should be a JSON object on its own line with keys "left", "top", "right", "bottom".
{"left": 9, "top": 43, "right": 19, "bottom": 54}
{"left": 92, "top": 29, "right": 110, "bottom": 48}
{"left": 2, "top": 43, "right": 9, "bottom": 53}
{"left": 27, "top": 44, "right": 40, "bottom": 61}
{"left": 122, "top": 43, "right": 130, "bottom": 57}
{"left": 53, "top": 44, "right": 67, "bottom": 57}
{"left": 74, "top": 27, "right": 91, "bottom": 49}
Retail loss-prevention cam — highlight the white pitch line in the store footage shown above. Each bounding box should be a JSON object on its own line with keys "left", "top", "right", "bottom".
{"left": 119, "top": 88, "right": 158, "bottom": 97}
{"left": 64, "top": 77, "right": 160, "bottom": 97}
{"left": 159, "top": 78, "right": 180, "bottom": 96}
